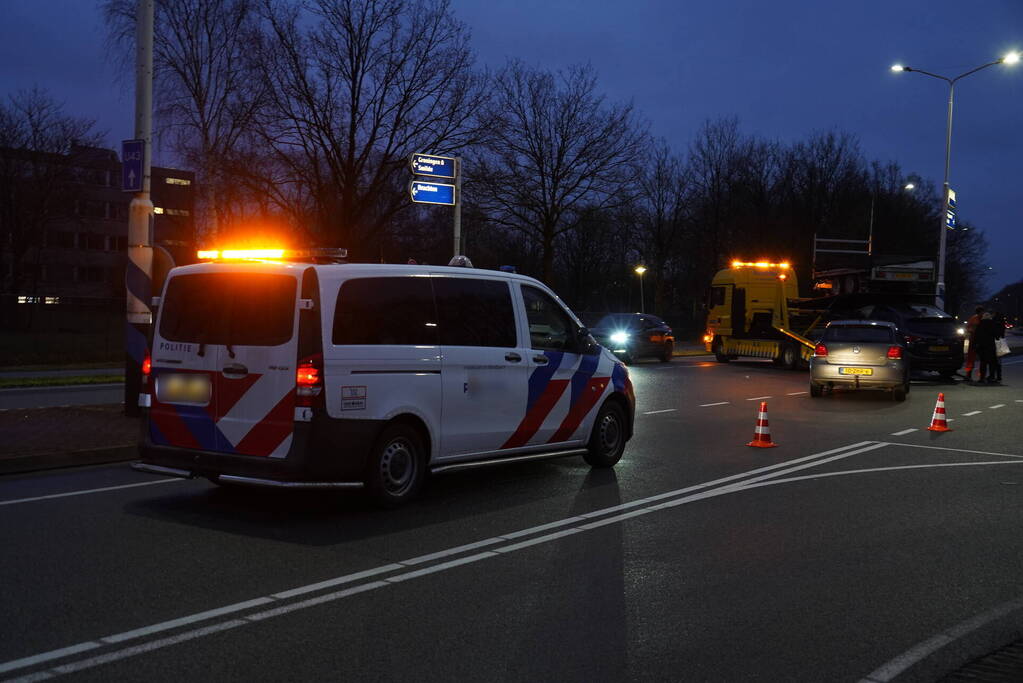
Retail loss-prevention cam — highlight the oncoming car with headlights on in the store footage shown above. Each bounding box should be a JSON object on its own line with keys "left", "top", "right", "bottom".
{"left": 809, "top": 320, "right": 909, "bottom": 401}
{"left": 588, "top": 313, "right": 675, "bottom": 364}
{"left": 134, "top": 249, "right": 636, "bottom": 506}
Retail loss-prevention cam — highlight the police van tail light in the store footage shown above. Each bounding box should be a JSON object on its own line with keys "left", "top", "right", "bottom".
{"left": 887, "top": 346, "right": 903, "bottom": 360}
{"left": 814, "top": 344, "right": 828, "bottom": 357}
{"left": 295, "top": 353, "right": 324, "bottom": 408}
{"left": 138, "top": 351, "right": 153, "bottom": 408}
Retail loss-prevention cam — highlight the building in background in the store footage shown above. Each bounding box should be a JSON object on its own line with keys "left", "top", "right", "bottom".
{"left": 0, "top": 144, "right": 194, "bottom": 337}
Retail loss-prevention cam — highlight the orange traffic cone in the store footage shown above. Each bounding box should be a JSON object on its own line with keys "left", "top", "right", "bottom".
{"left": 927, "top": 392, "right": 952, "bottom": 432}
{"left": 747, "top": 401, "right": 778, "bottom": 448}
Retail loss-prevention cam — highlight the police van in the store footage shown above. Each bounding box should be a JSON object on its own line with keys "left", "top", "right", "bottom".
{"left": 134, "top": 250, "right": 635, "bottom": 506}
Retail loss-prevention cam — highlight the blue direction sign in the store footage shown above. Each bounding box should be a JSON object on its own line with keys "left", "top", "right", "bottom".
{"left": 410, "top": 153, "right": 456, "bottom": 179}
{"left": 946, "top": 209, "right": 957, "bottom": 229}
{"left": 410, "top": 180, "right": 456, "bottom": 206}
{"left": 122, "top": 139, "right": 144, "bottom": 193}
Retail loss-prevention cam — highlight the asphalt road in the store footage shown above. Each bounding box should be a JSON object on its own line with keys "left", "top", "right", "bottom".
{"left": 2, "top": 355, "right": 1023, "bottom": 682}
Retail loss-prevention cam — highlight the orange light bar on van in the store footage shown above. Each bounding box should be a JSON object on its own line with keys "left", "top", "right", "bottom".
{"left": 730, "top": 260, "right": 792, "bottom": 269}
{"left": 197, "top": 249, "right": 286, "bottom": 260}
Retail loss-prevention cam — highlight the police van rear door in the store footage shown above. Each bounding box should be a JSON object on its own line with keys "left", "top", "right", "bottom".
{"left": 151, "top": 265, "right": 300, "bottom": 457}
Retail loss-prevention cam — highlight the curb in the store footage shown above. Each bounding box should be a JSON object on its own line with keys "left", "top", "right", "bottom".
{"left": 0, "top": 445, "right": 136, "bottom": 476}
{"left": 862, "top": 597, "right": 1023, "bottom": 682}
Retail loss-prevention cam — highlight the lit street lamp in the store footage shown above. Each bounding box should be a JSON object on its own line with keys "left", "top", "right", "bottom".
{"left": 891, "top": 51, "right": 1019, "bottom": 310}
{"left": 634, "top": 265, "right": 647, "bottom": 313}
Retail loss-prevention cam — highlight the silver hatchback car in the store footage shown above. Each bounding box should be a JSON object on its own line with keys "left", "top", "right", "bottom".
{"left": 809, "top": 320, "right": 909, "bottom": 401}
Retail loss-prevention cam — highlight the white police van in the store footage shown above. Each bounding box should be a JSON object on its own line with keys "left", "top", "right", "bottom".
{"left": 135, "top": 250, "right": 635, "bottom": 506}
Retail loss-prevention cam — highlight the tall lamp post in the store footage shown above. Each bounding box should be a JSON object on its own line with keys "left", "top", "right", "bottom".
{"left": 891, "top": 51, "right": 1019, "bottom": 310}
{"left": 634, "top": 265, "right": 647, "bottom": 313}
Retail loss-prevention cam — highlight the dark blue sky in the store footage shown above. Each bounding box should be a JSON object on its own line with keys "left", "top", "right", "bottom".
{"left": 2, "top": 0, "right": 1020, "bottom": 293}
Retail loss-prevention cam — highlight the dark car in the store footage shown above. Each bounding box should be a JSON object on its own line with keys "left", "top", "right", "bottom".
{"left": 588, "top": 313, "right": 675, "bottom": 363}
{"left": 859, "top": 303, "right": 965, "bottom": 378}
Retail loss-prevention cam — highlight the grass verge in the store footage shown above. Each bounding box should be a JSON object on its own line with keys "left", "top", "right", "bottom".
{"left": 0, "top": 375, "right": 125, "bottom": 390}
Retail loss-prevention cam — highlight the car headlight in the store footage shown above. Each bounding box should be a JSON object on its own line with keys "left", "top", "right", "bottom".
{"left": 610, "top": 331, "right": 629, "bottom": 345}
{"left": 956, "top": 327, "right": 965, "bottom": 335}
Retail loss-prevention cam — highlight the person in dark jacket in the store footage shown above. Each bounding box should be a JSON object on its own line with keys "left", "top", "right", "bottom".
{"left": 973, "top": 312, "right": 999, "bottom": 384}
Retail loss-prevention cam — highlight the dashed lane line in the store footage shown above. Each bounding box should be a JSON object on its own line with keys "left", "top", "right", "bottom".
{"left": 787, "top": 391, "right": 808, "bottom": 396}
{"left": 891, "top": 428, "right": 918, "bottom": 436}
{"left": 746, "top": 396, "right": 772, "bottom": 401}
{"left": 699, "top": 402, "right": 729, "bottom": 407}
{"left": 642, "top": 409, "right": 677, "bottom": 415}
{"left": 989, "top": 404, "right": 1005, "bottom": 409}
{"left": 962, "top": 411, "right": 982, "bottom": 416}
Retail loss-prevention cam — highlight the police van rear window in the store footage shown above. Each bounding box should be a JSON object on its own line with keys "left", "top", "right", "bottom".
{"left": 160, "top": 273, "right": 296, "bottom": 346}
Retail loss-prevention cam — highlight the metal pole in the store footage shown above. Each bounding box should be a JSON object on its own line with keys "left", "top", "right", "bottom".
{"left": 639, "top": 274, "right": 645, "bottom": 313}
{"left": 453, "top": 157, "right": 462, "bottom": 258}
{"left": 936, "top": 82, "right": 954, "bottom": 310}
{"left": 124, "top": 0, "right": 154, "bottom": 416}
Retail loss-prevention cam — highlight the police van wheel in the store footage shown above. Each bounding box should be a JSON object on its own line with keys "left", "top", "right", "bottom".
{"left": 584, "top": 401, "right": 627, "bottom": 468}
{"left": 365, "top": 423, "right": 425, "bottom": 507}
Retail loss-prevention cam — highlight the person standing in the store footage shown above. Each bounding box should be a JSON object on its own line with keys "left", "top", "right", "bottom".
{"left": 992, "top": 311, "right": 1007, "bottom": 383}
{"left": 974, "top": 312, "right": 998, "bottom": 384}
{"left": 963, "top": 305, "right": 984, "bottom": 381}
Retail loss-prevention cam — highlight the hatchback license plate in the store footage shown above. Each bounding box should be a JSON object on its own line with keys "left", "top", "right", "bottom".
{"left": 839, "top": 367, "right": 873, "bottom": 376}
{"left": 157, "top": 373, "right": 212, "bottom": 404}
{"left": 930, "top": 345, "right": 949, "bottom": 352}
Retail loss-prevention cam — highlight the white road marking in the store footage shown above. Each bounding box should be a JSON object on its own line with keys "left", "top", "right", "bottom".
{"left": 891, "top": 428, "right": 918, "bottom": 436}
{"left": 0, "top": 479, "right": 181, "bottom": 507}
{"left": 859, "top": 596, "right": 1023, "bottom": 682}
{"left": 642, "top": 408, "right": 677, "bottom": 415}
{"left": 878, "top": 442, "right": 1023, "bottom": 459}
{"left": 101, "top": 598, "right": 274, "bottom": 644}
{"left": 0, "top": 440, "right": 879, "bottom": 679}
{"left": 699, "top": 402, "right": 728, "bottom": 407}
{"left": 787, "top": 391, "right": 808, "bottom": 396}
{"left": 746, "top": 396, "right": 772, "bottom": 401}
{"left": 962, "top": 410, "right": 982, "bottom": 416}
{"left": 990, "top": 404, "right": 1005, "bottom": 409}
{"left": 744, "top": 460, "right": 1023, "bottom": 491}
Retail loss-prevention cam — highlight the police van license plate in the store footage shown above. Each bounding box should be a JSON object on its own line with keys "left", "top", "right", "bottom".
{"left": 839, "top": 367, "right": 873, "bottom": 376}
{"left": 157, "top": 373, "right": 212, "bottom": 404}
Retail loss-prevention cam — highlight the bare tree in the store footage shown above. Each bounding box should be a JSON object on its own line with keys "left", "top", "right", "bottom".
{"left": 248, "top": 0, "right": 490, "bottom": 256}
{"left": 0, "top": 88, "right": 101, "bottom": 324}
{"left": 632, "top": 140, "right": 689, "bottom": 314}
{"left": 472, "top": 61, "right": 647, "bottom": 283}
{"left": 103, "top": 0, "right": 266, "bottom": 241}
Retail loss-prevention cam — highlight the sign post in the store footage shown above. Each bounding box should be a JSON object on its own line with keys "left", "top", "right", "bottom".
{"left": 409, "top": 153, "right": 462, "bottom": 258}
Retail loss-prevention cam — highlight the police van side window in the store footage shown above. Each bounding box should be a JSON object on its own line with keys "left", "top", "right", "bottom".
{"left": 332, "top": 277, "right": 437, "bottom": 345}
{"left": 433, "top": 278, "right": 516, "bottom": 347}
{"left": 522, "top": 285, "right": 575, "bottom": 351}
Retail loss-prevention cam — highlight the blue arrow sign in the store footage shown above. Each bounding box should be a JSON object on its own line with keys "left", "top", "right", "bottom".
{"left": 410, "top": 180, "right": 456, "bottom": 206}
{"left": 122, "top": 139, "right": 144, "bottom": 193}
{"left": 946, "top": 209, "right": 957, "bottom": 228}
{"left": 410, "top": 153, "right": 456, "bottom": 179}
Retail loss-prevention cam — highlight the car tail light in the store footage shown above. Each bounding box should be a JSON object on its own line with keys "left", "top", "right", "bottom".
{"left": 814, "top": 344, "right": 828, "bottom": 357}
{"left": 887, "top": 346, "right": 903, "bottom": 360}
{"left": 295, "top": 353, "right": 323, "bottom": 408}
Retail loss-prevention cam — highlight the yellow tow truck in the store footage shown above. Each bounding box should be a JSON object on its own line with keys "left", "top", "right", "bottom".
{"left": 703, "top": 260, "right": 820, "bottom": 369}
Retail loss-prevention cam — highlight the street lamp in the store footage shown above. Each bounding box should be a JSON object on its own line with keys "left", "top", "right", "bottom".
{"left": 634, "top": 265, "right": 647, "bottom": 313}
{"left": 891, "top": 51, "right": 1020, "bottom": 310}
